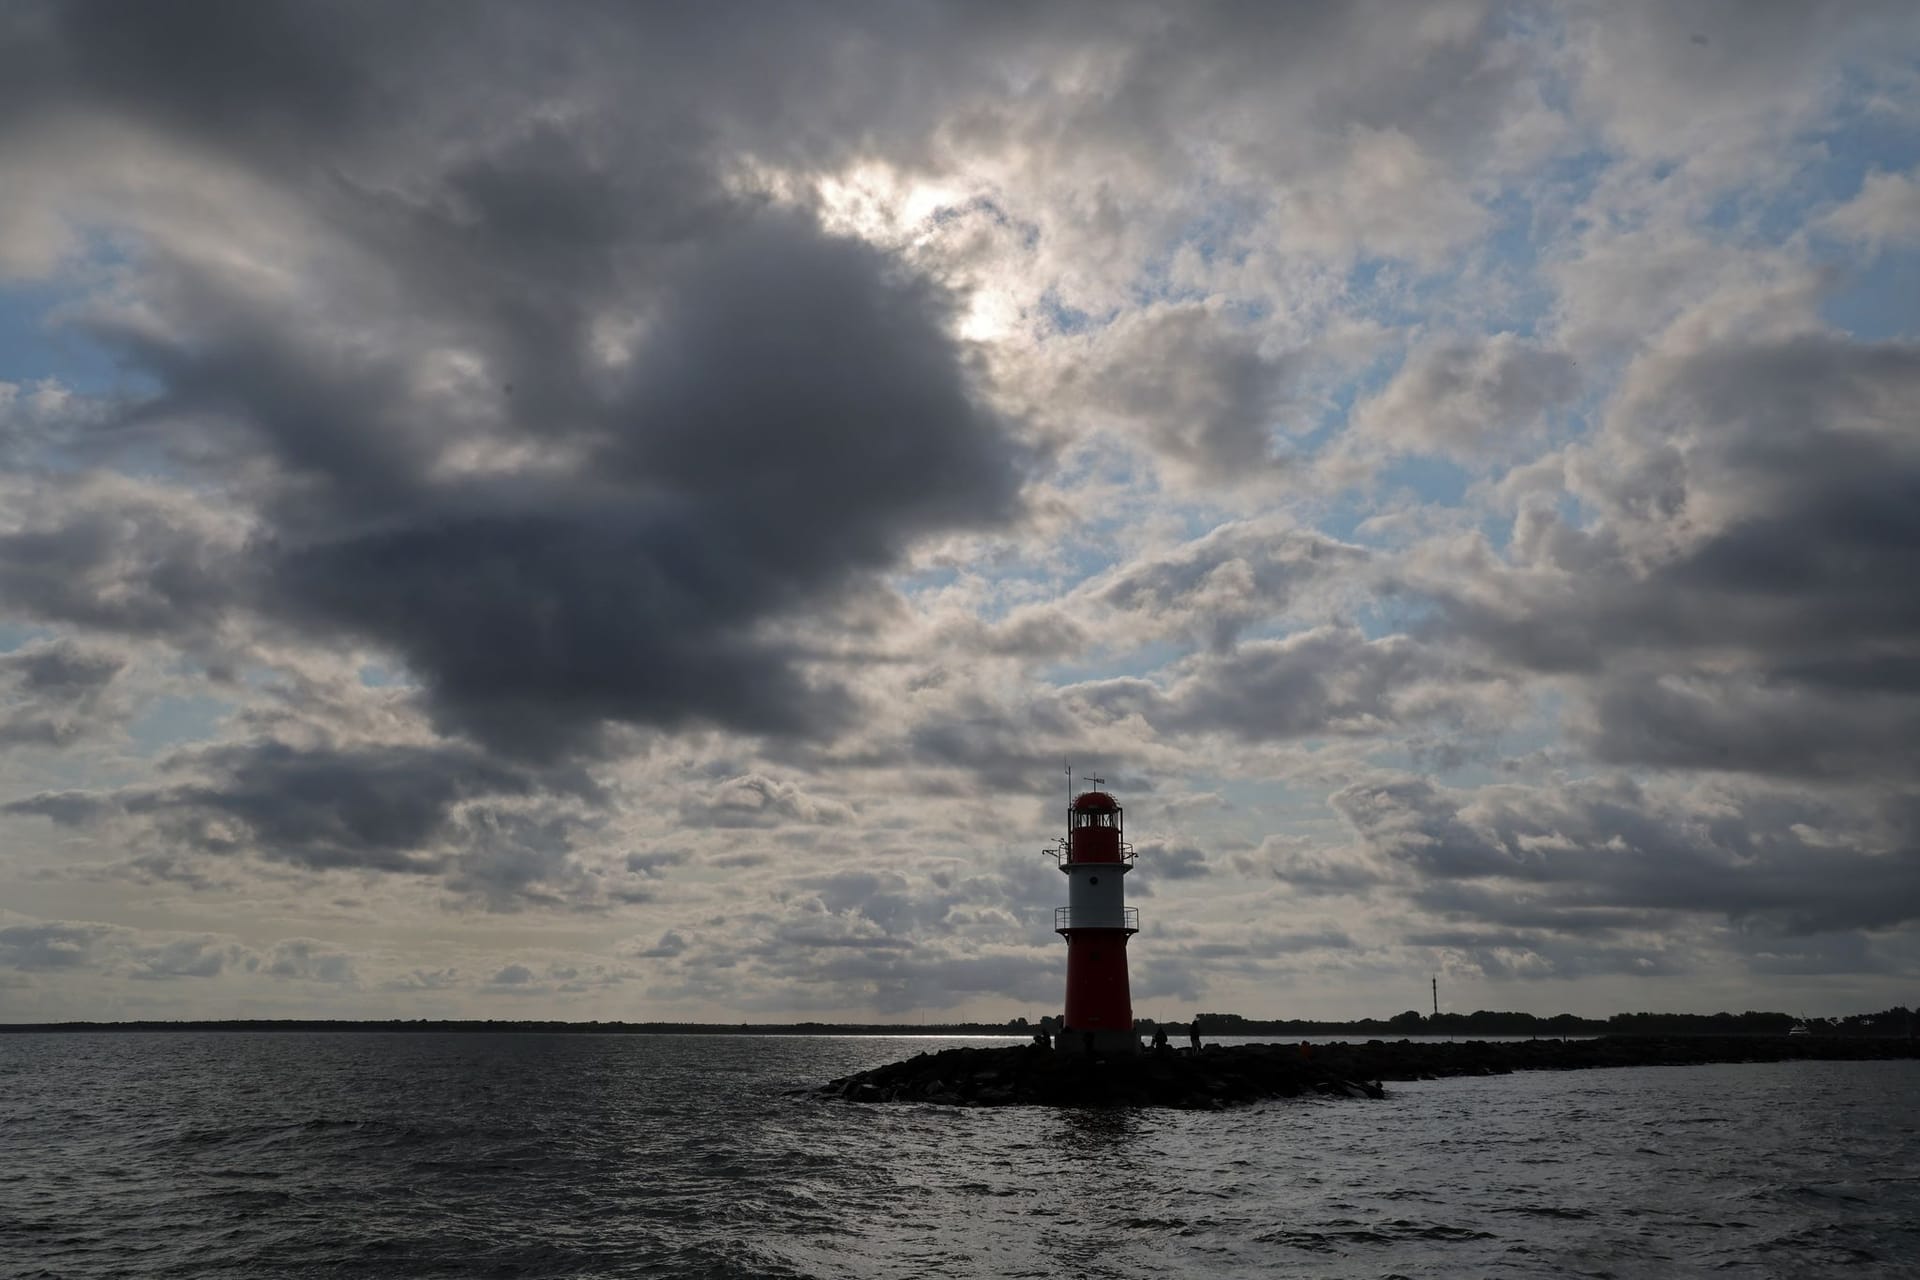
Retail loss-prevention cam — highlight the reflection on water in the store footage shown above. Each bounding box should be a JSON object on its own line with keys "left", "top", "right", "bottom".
{"left": 1041, "top": 1106, "right": 1158, "bottom": 1279}
{"left": 1, "top": 1032, "right": 1915, "bottom": 1278}
{"left": 1051, "top": 1102, "right": 1147, "bottom": 1150}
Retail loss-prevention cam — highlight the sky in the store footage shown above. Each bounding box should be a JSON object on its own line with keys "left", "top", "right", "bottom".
{"left": 2, "top": 0, "right": 1918, "bottom": 1024}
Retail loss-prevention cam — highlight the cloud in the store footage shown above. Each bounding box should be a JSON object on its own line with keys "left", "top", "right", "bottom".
{"left": 1138, "top": 842, "right": 1211, "bottom": 879}
{"left": 1253, "top": 835, "right": 1388, "bottom": 897}
{"left": 1565, "top": 1, "right": 1918, "bottom": 163}
{"left": 0, "top": 638, "right": 126, "bottom": 749}
{"left": 263, "top": 938, "right": 357, "bottom": 984}
{"left": 1821, "top": 167, "right": 1920, "bottom": 251}
{"left": 1334, "top": 773, "right": 1920, "bottom": 938}
{"left": 1075, "top": 624, "right": 1497, "bottom": 744}
{"left": 1399, "top": 925, "right": 1687, "bottom": 982}
{"left": 0, "top": 911, "right": 302, "bottom": 985}
{"left": 621, "top": 851, "right": 1079, "bottom": 1013}
{"left": 623, "top": 850, "right": 688, "bottom": 879}
{"left": 1352, "top": 334, "right": 1579, "bottom": 459}
{"left": 0, "top": 918, "right": 113, "bottom": 972}
{"left": 934, "top": 606, "right": 1089, "bottom": 662}
{"left": 130, "top": 936, "right": 240, "bottom": 981}
{"left": 677, "top": 774, "right": 856, "bottom": 829}
{"left": 1068, "top": 305, "right": 1308, "bottom": 484}
{"left": 1092, "top": 519, "right": 1367, "bottom": 652}
{"left": 118, "top": 211, "right": 1027, "bottom": 762}
{"left": 5, "top": 739, "right": 606, "bottom": 906}
{"left": 0, "top": 473, "right": 248, "bottom": 644}
{"left": 1413, "top": 327, "right": 1920, "bottom": 783}
{"left": 381, "top": 967, "right": 463, "bottom": 993}
{"left": 632, "top": 930, "right": 687, "bottom": 959}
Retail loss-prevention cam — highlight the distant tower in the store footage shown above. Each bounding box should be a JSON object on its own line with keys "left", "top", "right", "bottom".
{"left": 1051, "top": 783, "right": 1139, "bottom": 1053}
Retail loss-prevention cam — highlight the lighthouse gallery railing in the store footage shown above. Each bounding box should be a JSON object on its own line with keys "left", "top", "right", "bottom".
{"left": 1049, "top": 841, "right": 1136, "bottom": 869}
{"left": 1054, "top": 906, "right": 1140, "bottom": 932}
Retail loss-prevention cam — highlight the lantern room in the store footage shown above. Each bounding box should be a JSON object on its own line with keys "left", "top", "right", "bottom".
{"left": 1067, "top": 790, "right": 1124, "bottom": 863}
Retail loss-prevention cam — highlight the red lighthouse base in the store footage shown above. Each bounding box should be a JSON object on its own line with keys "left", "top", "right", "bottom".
{"left": 1059, "top": 929, "right": 1138, "bottom": 1054}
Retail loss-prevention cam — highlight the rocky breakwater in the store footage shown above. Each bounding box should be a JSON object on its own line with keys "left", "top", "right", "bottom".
{"left": 1328, "top": 1033, "right": 1919, "bottom": 1083}
{"left": 808, "top": 1035, "right": 1918, "bottom": 1111}
{"left": 809, "top": 1043, "right": 1387, "bottom": 1110}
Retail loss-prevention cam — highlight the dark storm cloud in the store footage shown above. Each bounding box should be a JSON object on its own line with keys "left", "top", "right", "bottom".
{"left": 7, "top": 740, "right": 595, "bottom": 884}
{"left": 0, "top": 476, "right": 244, "bottom": 642}
{"left": 0, "top": 0, "right": 1032, "bottom": 771}
{"left": 148, "top": 742, "right": 557, "bottom": 873}
{"left": 0, "top": 638, "right": 124, "bottom": 749}
{"left": 0, "top": 638, "right": 121, "bottom": 697}
{"left": 104, "top": 211, "right": 1018, "bottom": 764}
{"left": 1335, "top": 773, "right": 1920, "bottom": 937}
{"left": 1578, "top": 669, "right": 1920, "bottom": 780}
{"left": 1418, "top": 333, "right": 1920, "bottom": 781}
{"left": 23, "top": 0, "right": 994, "bottom": 176}
{"left": 40, "top": 0, "right": 422, "bottom": 159}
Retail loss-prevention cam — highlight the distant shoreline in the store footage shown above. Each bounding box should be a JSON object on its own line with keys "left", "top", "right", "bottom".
{"left": 2, "top": 1017, "right": 1913, "bottom": 1039}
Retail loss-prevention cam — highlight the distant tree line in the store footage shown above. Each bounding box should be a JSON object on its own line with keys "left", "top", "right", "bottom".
{"left": 1189, "top": 1006, "right": 1916, "bottom": 1038}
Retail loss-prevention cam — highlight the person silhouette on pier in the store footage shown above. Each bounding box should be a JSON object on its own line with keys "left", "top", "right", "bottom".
{"left": 1188, "top": 1023, "right": 1202, "bottom": 1053}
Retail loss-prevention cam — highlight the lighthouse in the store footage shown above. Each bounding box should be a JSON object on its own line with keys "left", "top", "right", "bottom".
{"left": 1052, "top": 784, "right": 1139, "bottom": 1054}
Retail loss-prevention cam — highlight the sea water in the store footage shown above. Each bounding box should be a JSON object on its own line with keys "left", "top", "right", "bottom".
{"left": 2, "top": 1032, "right": 1915, "bottom": 1277}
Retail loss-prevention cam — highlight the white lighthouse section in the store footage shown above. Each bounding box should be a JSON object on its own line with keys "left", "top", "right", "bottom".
{"left": 1065, "top": 861, "right": 1128, "bottom": 928}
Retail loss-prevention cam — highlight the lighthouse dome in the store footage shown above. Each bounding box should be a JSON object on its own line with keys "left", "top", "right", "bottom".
{"left": 1073, "top": 791, "right": 1118, "bottom": 811}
